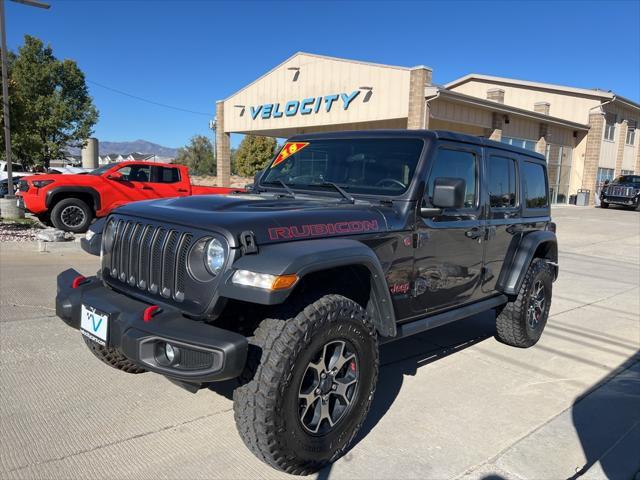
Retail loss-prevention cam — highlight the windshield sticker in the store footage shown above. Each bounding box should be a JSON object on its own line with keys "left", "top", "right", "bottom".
{"left": 272, "top": 142, "right": 309, "bottom": 167}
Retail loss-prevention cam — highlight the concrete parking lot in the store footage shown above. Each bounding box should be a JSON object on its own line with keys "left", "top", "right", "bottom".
{"left": 1, "top": 206, "right": 639, "bottom": 480}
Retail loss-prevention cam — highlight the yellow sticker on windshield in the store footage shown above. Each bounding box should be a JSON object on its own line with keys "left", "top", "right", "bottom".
{"left": 272, "top": 142, "right": 309, "bottom": 167}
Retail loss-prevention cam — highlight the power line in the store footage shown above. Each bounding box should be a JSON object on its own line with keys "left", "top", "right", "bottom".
{"left": 87, "top": 79, "right": 213, "bottom": 117}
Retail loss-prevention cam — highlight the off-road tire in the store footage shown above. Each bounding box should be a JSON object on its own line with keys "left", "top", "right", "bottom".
{"left": 600, "top": 200, "right": 609, "bottom": 209}
{"left": 51, "top": 197, "right": 94, "bottom": 233}
{"left": 233, "top": 294, "right": 379, "bottom": 475}
{"left": 82, "top": 335, "right": 146, "bottom": 373}
{"left": 495, "top": 258, "right": 553, "bottom": 348}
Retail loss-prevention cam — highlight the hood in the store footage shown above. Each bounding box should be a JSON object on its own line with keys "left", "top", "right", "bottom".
{"left": 114, "top": 193, "right": 391, "bottom": 248}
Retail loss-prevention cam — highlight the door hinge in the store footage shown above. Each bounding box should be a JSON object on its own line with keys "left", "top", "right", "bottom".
{"left": 239, "top": 230, "right": 258, "bottom": 254}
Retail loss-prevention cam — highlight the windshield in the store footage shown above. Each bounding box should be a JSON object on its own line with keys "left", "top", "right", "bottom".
{"left": 89, "top": 163, "right": 118, "bottom": 175}
{"left": 260, "top": 138, "right": 424, "bottom": 196}
{"left": 613, "top": 175, "right": 640, "bottom": 185}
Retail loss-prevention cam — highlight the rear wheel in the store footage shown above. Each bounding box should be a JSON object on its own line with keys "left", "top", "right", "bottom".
{"left": 233, "top": 294, "right": 379, "bottom": 475}
{"left": 495, "top": 258, "right": 553, "bottom": 348}
{"left": 51, "top": 197, "right": 94, "bottom": 233}
{"left": 600, "top": 200, "right": 609, "bottom": 209}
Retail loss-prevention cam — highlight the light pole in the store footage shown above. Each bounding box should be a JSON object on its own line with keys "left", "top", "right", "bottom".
{"left": 0, "top": 0, "right": 50, "bottom": 200}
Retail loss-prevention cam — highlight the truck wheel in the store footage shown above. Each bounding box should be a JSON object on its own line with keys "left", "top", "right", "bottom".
{"left": 495, "top": 258, "right": 553, "bottom": 348}
{"left": 600, "top": 200, "right": 609, "bottom": 209}
{"left": 233, "top": 295, "right": 379, "bottom": 475}
{"left": 82, "top": 335, "right": 146, "bottom": 374}
{"left": 51, "top": 198, "right": 93, "bottom": 233}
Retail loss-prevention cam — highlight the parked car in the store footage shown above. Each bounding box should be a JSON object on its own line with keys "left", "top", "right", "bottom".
{"left": 0, "top": 161, "right": 30, "bottom": 181}
{"left": 17, "top": 161, "right": 240, "bottom": 232}
{"left": 55, "top": 130, "right": 558, "bottom": 474}
{"left": 599, "top": 174, "right": 640, "bottom": 210}
{"left": 0, "top": 176, "right": 22, "bottom": 197}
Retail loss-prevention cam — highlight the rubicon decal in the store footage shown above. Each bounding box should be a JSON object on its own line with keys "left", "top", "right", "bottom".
{"left": 272, "top": 142, "right": 309, "bottom": 167}
{"left": 268, "top": 219, "right": 379, "bottom": 240}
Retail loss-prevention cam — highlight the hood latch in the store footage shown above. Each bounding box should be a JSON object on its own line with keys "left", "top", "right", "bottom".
{"left": 239, "top": 230, "right": 258, "bottom": 255}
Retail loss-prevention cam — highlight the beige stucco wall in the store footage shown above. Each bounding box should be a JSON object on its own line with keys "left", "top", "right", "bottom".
{"left": 222, "top": 53, "right": 412, "bottom": 135}
{"left": 449, "top": 80, "right": 602, "bottom": 124}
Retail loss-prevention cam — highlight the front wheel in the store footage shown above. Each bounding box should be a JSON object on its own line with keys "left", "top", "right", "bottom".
{"left": 600, "top": 200, "right": 609, "bottom": 209}
{"left": 495, "top": 258, "right": 553, "bottom": 348}
{"left": 51, "top": 197, "right": 94, "bottom": 233}
{"left": 233, "top": 295, "right": 379, "bottom": 475}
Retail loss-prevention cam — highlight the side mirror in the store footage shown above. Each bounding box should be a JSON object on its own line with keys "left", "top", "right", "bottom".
{"left": 603, "top": 179, "right": 610, "bottom": 186}
{"left": 107, "top": 172, "right": 123, "bottom": 181}
{"left": 421, "top": 177, "right": 466, "bottom": 216}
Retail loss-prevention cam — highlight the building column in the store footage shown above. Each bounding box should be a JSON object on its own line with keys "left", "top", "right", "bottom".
{"left": 582, "top": 111, "right": 605, "bottom": 205}
{"left": 486, "top": 113, "right": 503, "bottom": 141}
{"left": 215, "top": 100, "right": 231, "bottom": 187}
{"left": 536, "top": 123, "right": 550, "bottom": 156}
{"left": 614, "top": 120, "right": 628, "bottom": 176}
{"left": 636, "top": 136, "right": 640, "bottom": 174}
{"left": 407, "top": 66, "right": 432, "bottom": 129}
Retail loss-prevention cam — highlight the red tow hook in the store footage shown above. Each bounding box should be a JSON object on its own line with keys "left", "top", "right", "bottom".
{"left": 71, "top": 275, "right": 88, "bottom": 289}
{"left": 143, "top": 305, "right": 162, "bottom": 323}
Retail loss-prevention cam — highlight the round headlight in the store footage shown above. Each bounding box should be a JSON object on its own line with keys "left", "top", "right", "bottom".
{"left": 102, "top": 220, "right": 116, "bottom": 252}
{"left": 205, "top": 238, "right": 225, "bottom": 276}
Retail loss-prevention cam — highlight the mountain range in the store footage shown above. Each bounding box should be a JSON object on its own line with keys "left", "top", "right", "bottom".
{"left": 68, "top": 140, "right": 178, "bottom": 157}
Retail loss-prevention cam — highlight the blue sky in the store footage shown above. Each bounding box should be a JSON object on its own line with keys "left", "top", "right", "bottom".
{"left": 6, "top": 0, "right": 639, "bottom": 149}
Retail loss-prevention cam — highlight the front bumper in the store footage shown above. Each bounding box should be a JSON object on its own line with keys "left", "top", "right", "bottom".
{"left": 56, "top": 268, "right": 248, "bottom": 384}
{"left": 600, "top": 193, "right": 640, "bottom": 207}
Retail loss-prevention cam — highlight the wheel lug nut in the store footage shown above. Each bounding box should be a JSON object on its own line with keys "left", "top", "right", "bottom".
{"left": 331, "top": 384, "right": 337, "bottom": 390}
{"left": 315, "top": 388, "right": 321, "bottom": 395}
{"left": 320, "top": 372, "right": 326, "bottom": 379}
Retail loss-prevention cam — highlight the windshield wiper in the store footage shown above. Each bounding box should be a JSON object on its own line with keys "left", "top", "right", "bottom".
{"left": 275, "top": 179, "right": 296, "bottom": 199}
{"left": 321, "top": 182, "right": 355, "bottom": 203}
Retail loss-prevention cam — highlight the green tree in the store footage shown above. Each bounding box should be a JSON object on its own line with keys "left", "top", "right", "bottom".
{"left": 175, "top": 135, "right": 216, "bottom": 176}
{"left": 1, "top": 35, "right": 98, "bottom": 168}
{"left": 235, "top": 135, "right": 277, "bottom": 177}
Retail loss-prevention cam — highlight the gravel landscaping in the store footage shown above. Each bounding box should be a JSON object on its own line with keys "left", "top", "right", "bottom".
{"left": 0, "top": 220, "right": 45, "bottom": 242}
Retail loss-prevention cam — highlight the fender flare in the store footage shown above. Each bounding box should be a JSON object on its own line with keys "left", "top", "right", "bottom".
{"left": 217, "top": 238, "right": 397, "bottom": 337}
{"left": 496, "top": 230, "right": 558, "bottom": 295}
{"left": 45, "top": 186, "right": 101, "bottom": 211}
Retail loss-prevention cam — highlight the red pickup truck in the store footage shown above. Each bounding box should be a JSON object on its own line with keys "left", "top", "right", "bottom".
{"left": 18, "top": 162, "right": 239, "bottom": 232}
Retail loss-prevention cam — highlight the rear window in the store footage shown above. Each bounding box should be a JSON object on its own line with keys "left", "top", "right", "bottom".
{"left": 523, "top": 161, "right": 548, "bottom": 209}
{"left": 261, "top": 138, "right": 424, "bottom": 196}
{"left": 152, "top": 166, "right": 180, "bottom": 183}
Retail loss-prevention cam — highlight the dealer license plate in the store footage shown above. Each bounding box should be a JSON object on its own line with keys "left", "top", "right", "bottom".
{"left": 80, "top": 304, "right": 109, "bottom": 346}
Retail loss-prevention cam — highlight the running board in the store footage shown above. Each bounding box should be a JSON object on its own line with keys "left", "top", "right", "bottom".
{"left": 381, "top": 294, "right": 508, "bottom": 344}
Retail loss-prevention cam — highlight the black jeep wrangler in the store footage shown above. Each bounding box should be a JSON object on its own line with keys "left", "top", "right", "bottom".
{"left": 600, "top": 174, "right": 640, "bottom": 210}
{"left": 56, "top": 130, "right": 558, "bottom": 475}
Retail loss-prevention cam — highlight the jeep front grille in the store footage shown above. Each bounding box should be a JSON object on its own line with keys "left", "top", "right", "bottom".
{"left": 107, "top": 219, "right": 192, "bottom": 302}
{"left": 607, "top": 186, "right": 635, "bottom": 198}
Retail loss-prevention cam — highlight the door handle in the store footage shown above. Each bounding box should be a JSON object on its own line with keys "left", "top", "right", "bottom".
{"left": 141, "top": 185, "right": 151, "bottom": 190}
{"left": 177, "top": 188, "right": 188, "bottom": 193}
{"left": 465, "top": 227, "right": 483, "bottom": 239}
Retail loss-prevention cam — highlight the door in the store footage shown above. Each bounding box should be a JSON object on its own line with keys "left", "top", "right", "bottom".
{"left": 149, "top": 166, "right": 189, "bottom": 197}
{"left": 482, "top": 150, "right": 521, "bottom": 293}
{"left": 105, "top": 164, "right": 157, "bottom": 208}
{"left": 412, "top": 144, "right": 485, "bottom": 315}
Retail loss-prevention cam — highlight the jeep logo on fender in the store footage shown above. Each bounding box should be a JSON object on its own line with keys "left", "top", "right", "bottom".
{"left": 268, "top": 219, "right": 379, "bottom": 240}
{"left": 250, "top": 90, "right": 360, "bottom": 120}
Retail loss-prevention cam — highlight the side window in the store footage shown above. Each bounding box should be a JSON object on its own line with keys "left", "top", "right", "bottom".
{"left": 427, "top": 148, "right": 477, "bottom": 208}
{"left": 118, "top": 165, "right": 150, "bottom": 182}
{"left": 152, "top": 166, "right": 180, "bottom": 183}
{"left": 523, "top": 162, "right": 548, "bottom": 209}
{"left": 488, "top": 156, "right": 517, "bottom": 208}
{"left": 13, "top": 164, "right": 25, "bottom": 172}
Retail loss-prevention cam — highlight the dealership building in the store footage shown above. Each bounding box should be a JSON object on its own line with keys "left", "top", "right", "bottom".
{"left": 215, "top": 52, "right": 639, "bottom": 204}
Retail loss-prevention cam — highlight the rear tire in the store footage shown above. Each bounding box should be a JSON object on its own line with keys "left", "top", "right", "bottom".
{"left": 82, "top": 335, "right": 146, "bottom": 374}
{"left": 51, "top": 197, "right": 93, "bottom": 233}
{"left": 495, "top": 258, "right": 553, "bottom": 348}
{"left": 233, "top": 294, "right": 379, "bottom": 475}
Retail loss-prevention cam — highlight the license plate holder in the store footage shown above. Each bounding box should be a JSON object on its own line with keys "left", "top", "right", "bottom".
{"left": 80, "top": 304, "right": 109, "bottom": 346}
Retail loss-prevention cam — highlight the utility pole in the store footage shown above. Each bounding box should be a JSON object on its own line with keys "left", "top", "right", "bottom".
{"left": 0, "top": 0, "right": 49, "bottom": 200}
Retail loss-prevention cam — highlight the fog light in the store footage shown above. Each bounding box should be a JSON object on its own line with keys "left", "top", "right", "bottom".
{"left": 165, "top": 343, "right": 177, "bottom": 364}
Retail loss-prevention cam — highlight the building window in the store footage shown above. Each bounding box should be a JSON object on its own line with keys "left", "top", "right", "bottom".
{"left": 621, "top": 169, "right": 635, "bottom": 175}
{"left": 626, "top": 121, "right": 636, "bottom": 145}
{"left": 596, "top": 167, "right": 615, "bottom": 189}
{"left": 501, "top": 136, "right": 537, "bottom": 151}
{"left": 603, "top": 114, "right": 616, "bottom": 141}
